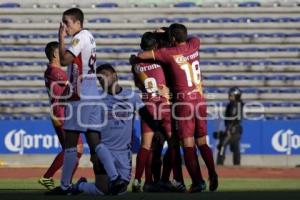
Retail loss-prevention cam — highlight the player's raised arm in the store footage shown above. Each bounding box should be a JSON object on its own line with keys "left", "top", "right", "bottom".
{"left": 58, "top": 22, "right": 75, "bottom": 66}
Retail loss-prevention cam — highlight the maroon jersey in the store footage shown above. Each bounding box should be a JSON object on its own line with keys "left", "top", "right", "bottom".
{"left": 153, "top": 37, "right": 203, "bottom": 95}
{"left": 132, "top": 58, "right": 169, "bottom": 100}
{"left": 44, "top": 64, "right": 68, "bottom": 119}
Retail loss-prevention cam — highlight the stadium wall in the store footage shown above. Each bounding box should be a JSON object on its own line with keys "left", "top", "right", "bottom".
{"left": 0, "top": 119, "right": 299, "bottom": 167}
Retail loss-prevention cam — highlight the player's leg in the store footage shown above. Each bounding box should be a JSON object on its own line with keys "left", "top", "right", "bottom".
{"left": 151, "top": 135, "right": 164, "bottom": 183}
{"left": 85, "top": 130, "right": 119, "bottom": 182}
{"left": 60, "top": 130, "right": 80, "bottom": 190}
{"left": 195, "top": 99, "right": 218, "bottom": 191}
{"left": 73, "top": 155, "right": 108, "bottom": 196}
{"left": 159, "top": 101, "right": 178, "bottom": 184}
{"left": 111, "top": 150, "right": 131, "bottom": 195}
{"left": 133, "top": 121, "right": 154, "bottom": 192}
{"left": 175, "top": 102, "right": 205, "bottom": 192}
{"left": 71, "top": 135, "right": 84, "bottom": 177}
{"left": 39, "top": 121, "right": 65, "bottom": 190}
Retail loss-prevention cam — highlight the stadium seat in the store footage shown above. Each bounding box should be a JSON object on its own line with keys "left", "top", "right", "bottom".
{"left": 0, "top": 18, "right": 13, "bottom": 23}
{"left": 191, "top": 17, "right": 213, "bottom": 23}
{"left": 147, "top": 17, "right": 169, "bottom": 23}
{"left": 252, "top": 17, "right": 275, "bottom": 23}
{"left": 173, "top": 2, "right": 197, "bottom": 7}
{"left": 238, "top": 1, "right": 261, "bottom": 7}
{"left": 88, "top": 18, "right": 111, "bottom": 23}
{"left": 95, "top": 2, "right": 118, "bottom": 8}
{"left": 0, "top": 2, "right": 20, "bottom": 8}
{"left": 169, "top": 17, "right": 190, "bottom": 23}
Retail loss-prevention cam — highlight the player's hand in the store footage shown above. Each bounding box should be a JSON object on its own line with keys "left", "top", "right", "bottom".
{"left": 129, "top": 54, "right": 137, "bottom": 65}
{"left": 158, "top": 85, "right": 170, "bottom": 99}
{"left": 59, "top": 22, "right": 66, "bottom": 40}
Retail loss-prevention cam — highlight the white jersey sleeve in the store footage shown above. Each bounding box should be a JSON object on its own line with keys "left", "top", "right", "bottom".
{"left": 68, "top": 34, "right": 84, "bottom": 57}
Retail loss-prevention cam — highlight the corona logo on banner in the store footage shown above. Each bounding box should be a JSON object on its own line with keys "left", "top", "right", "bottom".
{"left": 4, "top": 129, "right": 60, "bottom": 154}
{"left": 272, "top": 129, "right": 300, "bottom": 155}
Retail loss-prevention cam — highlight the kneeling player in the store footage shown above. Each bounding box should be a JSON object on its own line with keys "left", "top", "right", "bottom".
{"left": 72, "top": 64, "right": 161, "bottom": 195}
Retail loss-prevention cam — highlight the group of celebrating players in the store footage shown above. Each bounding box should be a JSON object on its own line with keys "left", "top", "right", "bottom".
{"left": 39, "top": 7, "right": 218, "bottom": 196}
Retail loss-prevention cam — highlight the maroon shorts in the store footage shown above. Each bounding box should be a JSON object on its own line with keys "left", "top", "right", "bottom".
{"left": 142, "top": 96, "right": 172, "bottom": 135}
{"left": 173, "top": 93, "right": 207, "bottom": 139}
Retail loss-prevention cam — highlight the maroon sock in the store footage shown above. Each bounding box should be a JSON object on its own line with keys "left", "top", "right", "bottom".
{"left": 183, "top": 147, "right": 202, "bottom": 184}
{"left": 145, "top": 151, "right": 153, "bottom": 184}
{"left": 134, "top": 148, "right": 151, "bottom": 181}
{"left": 161, "top": 148, "right": 172, "bottom": 182}
{"left": 173, "top": 147, "right": 184, "bottom": 183}
{"left": 44, "top": 151, "right": 64, "bottom": 178}
{"left": 198, "top": 144, "right": 216, "bottom": 176}
{"left": 151, "top": 145, "right": 163, "bottom": 183}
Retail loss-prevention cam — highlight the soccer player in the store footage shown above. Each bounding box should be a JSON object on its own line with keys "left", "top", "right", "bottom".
{"left": 40, "top": 41, "right": 83, "bottom": 190}
{"left": 71, "top": 64, "right": 147, "bottom": 195}
{"left": 138, "top": 23, "right": 218, "bottom": 192}
{"left": 47, "top": 8, "right": 123, "bottom": 195}
{"left": 131, "top": 32, "right": 184, "bottom": 192}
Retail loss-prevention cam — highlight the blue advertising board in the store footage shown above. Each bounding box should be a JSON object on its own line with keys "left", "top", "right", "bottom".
{"left": 0, "top": 119, "right": 300, "bottom": 155}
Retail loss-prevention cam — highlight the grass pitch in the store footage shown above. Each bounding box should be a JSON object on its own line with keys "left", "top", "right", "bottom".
{"left": 0, "top": 178, "right": 300, "bottom": 200}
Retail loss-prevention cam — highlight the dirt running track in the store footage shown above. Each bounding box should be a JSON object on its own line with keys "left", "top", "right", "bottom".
{"left": 1, "top": 166, "right": 300, "bottom": 179}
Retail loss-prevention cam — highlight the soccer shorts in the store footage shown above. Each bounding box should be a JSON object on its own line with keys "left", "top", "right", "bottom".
{"left": 63, "top": 100, "right": 99, "bottom": 133}
{"left": 141, "top": 96, "right": 172, "bottom": 135}
{"left": 174, "top": 93, "right": 207, "bottom": 139}
{"left": 93, "top": 149, "right": 132, "bottom": 182}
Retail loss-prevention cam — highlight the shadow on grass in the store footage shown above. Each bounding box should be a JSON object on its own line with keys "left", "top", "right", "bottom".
{"left": 0, "top": 190, "right": 300, "bottom": 200}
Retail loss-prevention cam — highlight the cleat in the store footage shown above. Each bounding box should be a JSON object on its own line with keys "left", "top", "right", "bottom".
{"left": 156, "top": 180, "right": 173, "bottom": 192}
{"left": 170, "top": 179, "right": 187, "bottom": 193}
{"left": 188, "top": 180, "right": 206, "bottom": 193}
{"left": 44, "top": 186, "right": 72, "bottom": 195}
{"left": 71, "top": 177, "right": 87, "bottom": 195}
{"left": 132, "top": 179, "right": 141, "bottom": 193}
{"left": 142, "top": 183, "right": 160, "bottom": 192}
{"left": 109, "top": 176, "right": 127, "bottom": 195}
{"left": 38, "top": 177, "right": 55, "bottom": 190}
{"left": 209, "top": 173, "right": 218, "bottom": 192}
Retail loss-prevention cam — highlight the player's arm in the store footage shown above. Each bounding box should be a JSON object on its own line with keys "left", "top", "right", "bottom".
{"left": 59, "top": 22, "right": 75, "bottom": 66}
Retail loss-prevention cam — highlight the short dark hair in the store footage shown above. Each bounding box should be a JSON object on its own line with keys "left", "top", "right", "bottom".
{"left": 63, "top": 8, "right": 84, "bottom": 27}
{"left": 169, "top": 23, "right": 187, "bottom": 43}
{"left": 45, "top": 41, "right": 59, "bottom": 61}
{"left": 154, "top": 27, "right": 171, "bottom": 48}
{"left": 140, "top": 32, "right": 157, "bottom": 51}
{"left": 96, "top": 63, "right": 116, "bottom": 74}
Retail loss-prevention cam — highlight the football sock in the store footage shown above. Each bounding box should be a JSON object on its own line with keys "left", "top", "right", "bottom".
{"left": 161, "top": 148, "right": 172, "bottom": 182}
{"left": 183, "top": 147, "right": 203, "bottom": 184}
{"left": 198, "top": 144, "right": 216, "bottom": 176}
{"left": 151, "top": 144, "right": 163, "bottom": 183}
{"left": 60, "top": 147, "right": 77, "bottom": 189}
{"left": 173, "top": 147, "right": 184, "bottom": 183}
{"left": 144, "top": 150, "right": 153, "bottom": 184}
{"left": 71, "top": 152, "right": 83, "bottom": 178}
{"left": 134, "top": 148, "right": 151, "bottom": 182}
{"left": 95, "top": 143, "right": 118, "bottom": 181}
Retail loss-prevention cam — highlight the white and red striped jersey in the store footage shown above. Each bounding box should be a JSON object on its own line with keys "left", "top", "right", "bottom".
{"left": 67, "top": 29, "right": 98, "bottom": 100}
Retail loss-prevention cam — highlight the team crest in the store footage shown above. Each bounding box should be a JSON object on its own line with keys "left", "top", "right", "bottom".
{"left": 72, "top": 38, "right": 80, "bottom": 47}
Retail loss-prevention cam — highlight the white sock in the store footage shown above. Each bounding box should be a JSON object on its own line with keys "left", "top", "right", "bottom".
{"left": 79, "top": 182, "right": 104, "bottom": 196}
{"left": 60, "top": 147, "right": 78, "bottom": 189}
{"left": 95, "top": 143, "right": 118, "bottom": 181}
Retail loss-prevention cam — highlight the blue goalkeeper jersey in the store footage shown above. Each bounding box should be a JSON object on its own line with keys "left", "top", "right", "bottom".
{"left": 96, "top": 88, "right": 143, "bottom": 151}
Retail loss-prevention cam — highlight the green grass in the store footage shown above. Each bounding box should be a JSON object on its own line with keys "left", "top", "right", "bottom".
{"left": 0, "top": 178, "right": 300, "bottom": 200}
